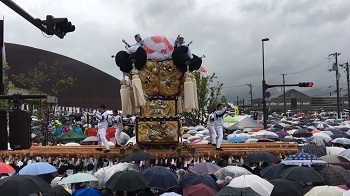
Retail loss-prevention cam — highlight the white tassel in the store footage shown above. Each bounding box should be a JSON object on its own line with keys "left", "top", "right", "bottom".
{"left": 192, "top": 77, "right": 198, "bottom": 110}
{"left": 184, "top": 65, "right": 195, "bottom": 111}
{"left": 127, "top": 85, "right": 135, "bottom": 115}
{"left": 177, "top": 96, "right": 183, "bottom": 114}
{"left": 131, "top": 62, "right": 146, "bottom": 107}
{"left": 120, "top": 80, "right": 131, "bottom": 115}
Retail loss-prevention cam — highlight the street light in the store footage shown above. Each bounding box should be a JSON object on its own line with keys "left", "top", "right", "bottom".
{"left": 262, "top": 38, "right": 269, "bottom": 129}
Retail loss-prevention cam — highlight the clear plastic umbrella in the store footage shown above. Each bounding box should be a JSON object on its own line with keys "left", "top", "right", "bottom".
{"left": 214, "top": 166, "right": 252, "bottom": 181}
{"left": 227, "top": 174, "right": 274, "bottom": 196}
{"left": 93, "top": 162, "right": 139, "bottom": 188}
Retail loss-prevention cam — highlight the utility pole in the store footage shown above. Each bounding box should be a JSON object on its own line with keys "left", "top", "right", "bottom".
{"left": 247, "top": 83, "right": 253, "bottom": 108}
{"left": 329, "top": 52, "right": 341, "bottom": 118}
{"left": 340, "top": 62, "right": 350, "bottom": 111}
{"left": 236, "top": 96, "right": 239, "bottom": 106}
{"left": 281, "top": 73, "right": 287, "bottom": 114}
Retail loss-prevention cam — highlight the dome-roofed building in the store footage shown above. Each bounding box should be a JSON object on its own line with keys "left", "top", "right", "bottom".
{"left": 4, "top": 43, "right": 121, "bottom": 109}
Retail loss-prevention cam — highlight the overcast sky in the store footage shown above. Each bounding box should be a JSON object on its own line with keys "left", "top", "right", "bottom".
{"left": 2, "top": 0, "right": 350, "bottom": 103}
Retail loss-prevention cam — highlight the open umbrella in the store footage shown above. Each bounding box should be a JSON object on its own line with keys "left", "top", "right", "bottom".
{"left": 260, "top": 164, "right": 287, "bottom": 180}
{"left": 19, "top": 162, "right": 57, "bottom": 175}
{"left": 59, "top": 173, "right": 98, "bottom": 184}
{"left": 302, "top": 143, "right": 327, "bottom": 157}
{"left": 179, "top": 173, "right": 219, "bottom": 190}
{"left": 227, "top": 174, "right": 274, "bottom": 196}
{"left": 281, "top": 153, "right": 326, "bottom": 166}
{"left": 105, "top": 170, "right": 148, "bottom": 192}
{"left": 270, "top": 178, "right": 302, "bottom": 196}
{"left": 0, "top": 175, "right": 51, "bottom": 196}
{"left": 332, "top": 138, "right": 350, "bottom": 145}
{"left": 304, "top": 185, "right": 345, "bottom": 196}
{"left": 160, "top": 192, "right": 181, "bottom": 196}
{"left": 253, "top": 131, "right": 279, "bottom": 139}
{"left": 326, "top": 147, "right": 346, "bottom": 155}
{"left": 58, "top": 130, "right": 86, "bottom": 142}
{"left": 320, "top": 155, "right": 350, "bottom": 164}
{"left": 317, "top": 165, "right": 350, "bottom": 186}
{"left": 228, "top": 162, "right": 254, "bottom": 172}
{"left": 72, "top": 187, "right": 102, "bottom": 196}
{"left": 183, "top": 183, "right": 217, "bottom": 196}
{"left": 280, "top": 166, "right": 324, "bottom": 183}
{"left": 216, "top": 187, "right": 260, "bottom": 196}
{"left": 340, "top": 149, "right": 350, "bottom": 159}
{"left": 82, "top": 136, "right": 98, "bottom": 142}
{"left": 0, "top": 162, "right": 15, "bottom": 174}
{"left": 293, "top": 129, "right": 312, "bottom": 137}
{"left": 244, "top": 152, "right": 280, "bottom": 163}
{"left": 42, "top": 185, "right": 71, "bottom": 196}
{"left": 227, "top": 136, "right": 245, "bottom": 143}
{"left": 142, "top": 166, "right": 178, "bottom": 191}
{"left": 94, "top": 163, "right": 139, "bottom": 188}
{"left": 190, "top": 162, "right": 221, "bottom": 174}
{"left": 122, "top": 152, "right": 156, "bottom": 162}
{"left": 214, "top": 166, "right": 252, "bottom": 181}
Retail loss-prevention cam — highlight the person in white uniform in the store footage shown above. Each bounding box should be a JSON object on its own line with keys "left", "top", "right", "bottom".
{"left": 174, "top": 35, "right": 193, "bottom": 59}
{"left": 123, "top": 34, "right": 144, "bottom": 54}
{"left": 95, "top": 104, "right": 110, "bottom": 153}
{"left": 112, "top": 110, "right": 123, "bottom": 147}
{"left": 206, "top": 111, "right": 216, "bottom": 146}
{"left": 214, "top": 103, "right": 229, "bottom": 151}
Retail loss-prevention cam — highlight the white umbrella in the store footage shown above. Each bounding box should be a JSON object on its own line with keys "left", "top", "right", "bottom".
{"left": 245, "top": 138, "right": 258, "bottom": 143}
{"left": 344, "top": 189, "right": 350, "bottom": 196}
{"left": 126, "top": 136, "right": 136, "bottom": 145}
{"left": 228, "top": 174, "right": 274, "bottom": 196}
{"left": 63, "top": 143, "right": 81, "bottom": 146}
{"left": 332, "top": 138, "right": 350, "bottom": 145}
{"left": 304, "top": 185, "right": 345, "bottom": 196}
{"left": 214, "top": 166, "right": 252, "bottom": 181}
{"left": 326, "top": 147, "right": 346, "bottom": 155}
{"left": 160, "top": 192, "right": 181, "bottom": 196}
{"left": 253, "top": 131, "right": 279, "bottom": 139}
{"left": 340, "top": 149, "right": 350, "bottom": 159}
{"left": 312, "top": 132, "right": 332, "bottom": 142}
{"left": 59, "top": 173, "right": 98, "bottom": 184}
{"left": 83, "top": 136, "right": 98, "bottom": 142}
{"left": 321, "top": 131, "right": 334, "bottom": 136}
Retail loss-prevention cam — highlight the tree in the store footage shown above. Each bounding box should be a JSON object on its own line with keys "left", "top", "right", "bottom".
{"left": 0, "top": 60, "right": 14, "bottom": 111}
{"left": 182, "top": 72, "right": 223, "bottom": 125}
{"left": 11, "top": 61, "right": 76, "bottom": 117}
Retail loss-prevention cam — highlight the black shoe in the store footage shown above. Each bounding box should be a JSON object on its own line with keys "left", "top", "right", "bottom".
{"left": 212, "top": 144, "right": 216, "bottom": 146}
{"left": 104, "top": 149, "right": 110, "bottom": 153}
{"left": 115, "top": 144, "right": 121, "bottom": 148}
{"left": 95, "top": 148, "right": 103, "bottom": 151}
{"left": 216, "top": 148, "right": 223, "bottom": 151}
{"left": 208, "top": 142, "right": 212, "bottom": 145}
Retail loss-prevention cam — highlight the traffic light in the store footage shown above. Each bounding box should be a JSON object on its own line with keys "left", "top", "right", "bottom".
{"left": 298, "top": 82, "right": 313, "bottom": 87}
{"left": 43, "top": 15, "right": 75, "bottom": 39}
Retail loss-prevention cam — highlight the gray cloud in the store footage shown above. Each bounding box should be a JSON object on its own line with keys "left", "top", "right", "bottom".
{"left": 2, "top": 0, "right": 350, "bottom": 103}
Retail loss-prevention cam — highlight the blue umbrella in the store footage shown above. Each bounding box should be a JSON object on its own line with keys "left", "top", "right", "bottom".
{"left": 330, "top": 134, "right": 347, "bottom": 139}
{"left": 179, "top": 172, "right": 219, "bottom": 190}
{"left": 73, "top": 187, "right": 102, "bottom": 196}
{"left": 141, "top": 166, "right": 178, "bottom": 190}
{"left": 19, "top": 162, "right": 57, "bottom": 175}
{"left": 281, "top": 153, "right": 326, "bottom": 166}
{"left": 227, "top": 136, "right": 245, "bottom": 143}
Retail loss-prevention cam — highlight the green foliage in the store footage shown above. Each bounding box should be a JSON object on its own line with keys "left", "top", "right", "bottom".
{"left": 182, "top": 72, "right": 223, "bottom": 125}
{"left": 0, "top": 61, "right": 14, "bottom": 111}
{"left": 11, "top": 61, "right": 76, "bottom": 98}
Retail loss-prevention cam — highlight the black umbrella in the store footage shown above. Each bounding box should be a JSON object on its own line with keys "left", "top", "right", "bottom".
{"left": 179, "top": 173, "right": 219, "bottom": 190}
{"left": 244, "top": 152, "right": 280, "bottom": 163}
{"left": 42, "top": 185, "right": 71, "bottom": 196}
{"left": 339, "top": 127, "right": 350, "bottom": 132}
{"left": 272, "top": 124, "right": 284, "bottom": 130}
{"left": 302, "top": 143, "right": 327, "bottom": 157}
{"left": 280, "top": 166, "right": 324, "bottom": 183}
{"left": 105, "top": 170, "right": 148, "bottom": 192}
{"left": 293, "top": 129, "right": 312, "bottom": 138}
{"left": 216, "top": 187, "right": 260, "bottom": 196}
{"left": 122, "top": 152, "right": 156, "bottom": 162}
{"left": 269, "top": 178, "right": 302, "bottom": 196}
{"left": 260, "top": 164, "right": 288, "bottom": 180}
{"left": 317, "top": 164, "right": 350, "bottom": 186}
{"left": 0, "top": 175, "right": 51, "bottom": 196}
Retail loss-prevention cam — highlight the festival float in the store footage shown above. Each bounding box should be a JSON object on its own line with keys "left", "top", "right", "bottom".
{"left": 114, "top": 35, "right": 203, "bottom": 147}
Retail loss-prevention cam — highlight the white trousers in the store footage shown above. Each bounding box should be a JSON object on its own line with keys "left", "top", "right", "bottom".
{"left": 215, "top": 125, "right": 223, "bottom": 148}
{"left": 207, "top": 125, "right": 216, "bottom": 144}
{"left": 115, "top": 126, "right": 123, "bottom": 145}
{"left": 97, "top": 127, "right": 109, "bottom": 150}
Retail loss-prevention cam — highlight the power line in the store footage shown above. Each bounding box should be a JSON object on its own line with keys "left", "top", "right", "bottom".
{"left": 285, "top": 57, "right": 331, "bottom": 75}
{"left": 222, "top": 84, "right": 247, "bottom": 88}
